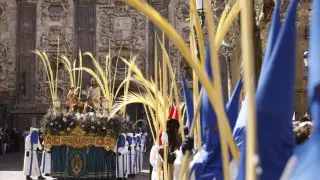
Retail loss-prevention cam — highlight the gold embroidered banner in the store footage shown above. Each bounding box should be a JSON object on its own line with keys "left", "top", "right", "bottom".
{"left": 44, "top": 124, "right": 116, "bottom": 151}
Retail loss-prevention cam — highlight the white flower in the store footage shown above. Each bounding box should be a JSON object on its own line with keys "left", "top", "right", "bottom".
{"left": 62, "top": 110, "right": 68, "bottom": 117}
{"left": 97, "top": 121, "right": 101, "bottom": 125}
{"left": 96, "top": 113, "right": 103, "bottom": 118}
{"left": 50, "top": 123, "right": 54, "bottom": 126}
{"left": 75, "top": 113, "right": 80, "bottom": 120}
{"left": 91, "top": 126, "right": 95, "bottom": 129}
{"left": 102, "top": 126, "right": 106, "bottom": 130}
{"left": 52, "top": 111, "right": 57, "bottom": 118}
{"left": 102, "top": 110, "right": 109, "bottom": 118}
{"left": 67, "top": 127, "right": 71, "bottom": 131}
{"left": 91, "top": 117, "right": 95, "bottom": 122}
{"left": 70, "top": 122, "right": 74, "bottom": 126}
{"left": 89, "top": 112, "right": 94, "bottom": 117}
{"left": 63, "top": 117, "right": 67, "bottom": 122}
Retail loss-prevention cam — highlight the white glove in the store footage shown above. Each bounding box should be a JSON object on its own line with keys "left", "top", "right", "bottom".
{"left": 161, "top": 132, "right": 168, "bottom": 146}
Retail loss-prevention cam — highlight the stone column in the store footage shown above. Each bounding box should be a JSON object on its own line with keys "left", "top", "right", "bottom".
{"left": 74, "top": 0, "right": 96, "bottom": 88}
{"left": 147, "top": 0, "right": 170, "bottom": 79}
{"left": 16, "top": 0, "right": 37, "bottom": 106}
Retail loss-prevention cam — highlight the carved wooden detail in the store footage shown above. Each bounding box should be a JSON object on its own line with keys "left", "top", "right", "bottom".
{"left": 36, "top": 0, "right": 74, "bottom": 104}
{"left": 0, "top": 1, "right": 16, "bottom": 91}
{"left": 96, "top": 3, "right": 147, "bottom": 78}
{"left": 44, "top": 124, "right": 116, "bottom": 151}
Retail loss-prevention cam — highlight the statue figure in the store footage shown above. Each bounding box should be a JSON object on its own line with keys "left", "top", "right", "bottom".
{"left": 86, "top": 78, "right": 101, "bottom": 110}
{"left": 66, "top": 87, "right": 78, "bottom": 111}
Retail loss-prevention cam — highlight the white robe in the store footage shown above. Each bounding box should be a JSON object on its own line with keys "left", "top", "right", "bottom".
{"left": 134, "top": 134, "right": 142, "bottom": 174}
{"left": 140, "top": 140, "right": 145, "bottom": 171}
{"left": 127, "top": 139, "right": 136, "bottom": 175}
{"left": 134, "top": 145, "right": 141, "bottom": 174}
{"left": 150, "top": 145, "right": 163, "bottom": 180}
{"left": 115, "top": 141, "right": 129, "bottom": 178}
{"left": 142, "top": 132, "right": 148, "bottom": 152}
{"left": 23, "top": 135, "right": 43, "bottom": 177}
{"left": 40, "top": 147, "right": 51, "bottom": 175}
{"left": 173, "top": 148, "right": 184, "bottom": 180}
{"left": 188, "top": 150, "right": 238, "bottom": 180}
{"left": 140, "top": 132, "right": 147, "bottom": 171}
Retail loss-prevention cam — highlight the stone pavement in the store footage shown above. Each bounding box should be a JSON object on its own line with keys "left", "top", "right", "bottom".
{"left": 0, "top": 153, "right": 149, "bottom": 180}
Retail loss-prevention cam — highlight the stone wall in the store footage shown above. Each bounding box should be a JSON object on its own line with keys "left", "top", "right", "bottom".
{"left": 35, "top": 0, "right": 75, "bottom": 105}
{"left": 0, "top": 1, "right": 17, "bottom": 91}
{"left": 0, "top": 0, "right": 310, "bottom": 130}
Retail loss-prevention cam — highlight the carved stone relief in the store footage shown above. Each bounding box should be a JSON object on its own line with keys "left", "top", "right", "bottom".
{"left": 96, "top": 3, "right": 147, "bottom": 79}
{"left": 168, "top": 0, "right": 190, "bottom": 85}
{"left": 36, "top": 0, "right": 74, "bottom": 104}
{"left": 0, "top": 1, "right": 16, "bottom": 90}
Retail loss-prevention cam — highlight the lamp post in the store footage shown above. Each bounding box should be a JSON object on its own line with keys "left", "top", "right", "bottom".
{"left": 194, "top": 0, "right": 206, "bottom": 58}
{"left": 195, "top": 0, "right": 206, "bottom": 27}
{"left": 303, "top": 50, "right": 308, "bottom": 80}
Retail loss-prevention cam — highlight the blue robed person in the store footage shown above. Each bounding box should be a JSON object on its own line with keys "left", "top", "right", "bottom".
{"left": 134, "top": 133, "right": 142, "bottom": 174}
{"left": 126, "top": 133, "right": 136, "bottom": 177}
{"left": 236, "top": 0, "right": 297, "bottom": 179}
{"left": 114, "top": 133, "right": 129, "bottom": 179}
{"left": 280, "top": 0, "right": 320, "bottom": 179}
{"left": 188, "top": 43, "right": 243, "bottom": 180}
{"left": 23, "top": 128, "right": 45, "bottom": 180}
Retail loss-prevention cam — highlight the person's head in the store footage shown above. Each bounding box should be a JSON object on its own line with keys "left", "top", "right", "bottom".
{"left": 91, "top": 78, "right": 97, "bottom": 88}
{"left": 166, "top": 118, "right": 180, "bottom": 152}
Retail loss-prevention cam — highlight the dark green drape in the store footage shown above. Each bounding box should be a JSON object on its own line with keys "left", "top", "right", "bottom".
{"left": 51, "top": 146, "right": 115, "bottom": 179}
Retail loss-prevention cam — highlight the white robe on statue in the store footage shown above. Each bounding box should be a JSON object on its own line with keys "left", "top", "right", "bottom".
{"left": 150, "top": 145, "right": 163, "bottom": 180}
{"left": 23, "top": 128, "right": 43, "bottom": 177}
{"left": 40, "top": 145, "right": 52, "bottom": 175}
{"left": 127, "top": 133, "right": 136, "bottom": 175}
{"left": 115, "top": 133, "right": 128, "bottom": 178}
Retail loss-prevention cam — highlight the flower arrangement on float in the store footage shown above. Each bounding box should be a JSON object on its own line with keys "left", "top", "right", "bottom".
{"left": 36, "top": 43, "right": 135, "bottom": 139}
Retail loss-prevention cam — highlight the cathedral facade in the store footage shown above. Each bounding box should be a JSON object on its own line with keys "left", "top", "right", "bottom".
{"left": 0, "top": 0, "right": 309, "bottom": 130}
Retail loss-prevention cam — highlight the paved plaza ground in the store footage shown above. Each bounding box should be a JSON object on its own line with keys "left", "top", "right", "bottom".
{"left": 0, "top": 153, "right": 150, "bottom": 180}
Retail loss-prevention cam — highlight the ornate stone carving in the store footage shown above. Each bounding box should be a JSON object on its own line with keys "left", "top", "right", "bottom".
{"left": 36, "top": 0, "right": 74, "bottom": 104}
{"left": 96, "top": 4, "right": 147, "bottom": 77}
{"left": 0, "top": 1, "right": 16, "bottom": 90}
{"left": 40, "top": 0, "right": 69, "bottom": 23}
{"left": 174, "top": 0, "right": 189, "bottom": 20}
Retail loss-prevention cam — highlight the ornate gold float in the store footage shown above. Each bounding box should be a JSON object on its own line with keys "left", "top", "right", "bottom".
{"left": 44, "top": 123, "right": 116, "bottom": 151}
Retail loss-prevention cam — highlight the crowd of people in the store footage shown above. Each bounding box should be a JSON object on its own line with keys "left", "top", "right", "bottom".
{"left": 0, "top": 127, "right": 30, "bottom": 154}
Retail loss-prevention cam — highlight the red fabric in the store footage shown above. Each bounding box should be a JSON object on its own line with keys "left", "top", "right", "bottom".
{"left": 172, "top": 107, "right": 179, "bottom": 121}
{"left": 168, "top": 104, "right": 175, "bottom": 119}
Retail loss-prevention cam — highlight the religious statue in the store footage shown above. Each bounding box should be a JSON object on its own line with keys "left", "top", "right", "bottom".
{"left": 86, "top": 78, "right": 101, "bottom": 110}
{"left": 66, "top": 87, "right": 79, "bottom": 111}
